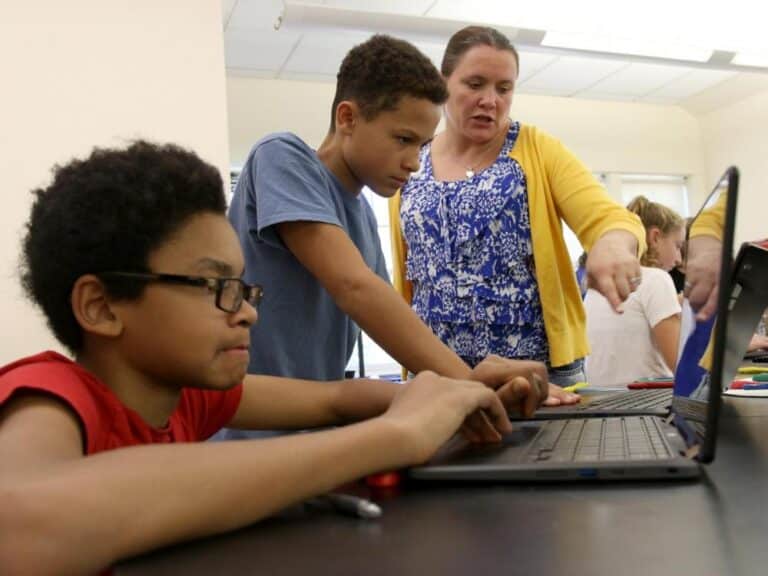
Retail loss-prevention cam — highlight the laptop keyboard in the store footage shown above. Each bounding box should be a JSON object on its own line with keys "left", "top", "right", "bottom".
{"left": 571, "top": 388, "right": 672, "bottom": 411}
{"left": 525, "top": 417, "right": 672, "bottom": 462}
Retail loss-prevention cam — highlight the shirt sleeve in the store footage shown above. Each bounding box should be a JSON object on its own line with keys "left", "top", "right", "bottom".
{"left": 178, "top": 384, "right": 244, "bottom": 441}
{"left": 246, "top": 134, "right": 342, "bottom": 250}
{"left": 640, "top": 269, "right": 682, "bottom": 328}
{"left": 0, "top": 360, "right": 101, "bottom": 454}
{"left": 538, "top": 130, "right": 646, "bottom": 256}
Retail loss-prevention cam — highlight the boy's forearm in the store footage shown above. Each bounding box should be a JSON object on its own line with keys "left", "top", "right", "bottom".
{"left": 331, "top": 377, "right": 400, "bottom": 422}
{"left": 1, "top": 419, "right": 408, "bottom": 576}
{"left": 233, "top": 375, "right": 395, "bottom": 430}
{"left": 336, "top": 274, "right": 471, "bottom": 379}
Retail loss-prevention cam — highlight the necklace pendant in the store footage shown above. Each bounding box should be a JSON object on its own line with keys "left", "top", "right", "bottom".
{"left": 465, "top": 169, "right": 475, "bottom": 178}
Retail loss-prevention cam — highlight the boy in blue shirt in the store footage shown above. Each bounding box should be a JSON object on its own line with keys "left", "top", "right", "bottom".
{"left": 225, "top": 35, "right": 573, "bottom": 436}
{"left": 0, "top": 140, "right": 544, "bottom": 575}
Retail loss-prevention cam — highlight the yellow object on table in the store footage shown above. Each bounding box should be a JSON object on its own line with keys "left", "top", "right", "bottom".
{"left": 562, "top": 382, "right": 589, "bottom": 393}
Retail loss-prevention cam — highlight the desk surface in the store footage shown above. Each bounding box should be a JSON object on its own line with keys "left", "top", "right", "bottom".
{"left": 118, "top": 398, "right": 768, "bottom": 576}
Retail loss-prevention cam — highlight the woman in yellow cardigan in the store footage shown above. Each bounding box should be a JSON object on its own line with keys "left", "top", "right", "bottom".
{"left": 389, "top": 26, "right": 645, "bottom": 386}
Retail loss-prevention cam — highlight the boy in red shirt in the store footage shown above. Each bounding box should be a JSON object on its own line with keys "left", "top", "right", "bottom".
{"left": 0, "top": 138, "right": 545, "bottom": 574}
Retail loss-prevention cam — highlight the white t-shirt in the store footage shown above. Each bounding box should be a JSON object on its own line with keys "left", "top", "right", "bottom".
{"left": 584, "top": 266, "right": 681, "bottom": 387}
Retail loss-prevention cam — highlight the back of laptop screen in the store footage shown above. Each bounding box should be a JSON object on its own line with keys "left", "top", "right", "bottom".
{"left": 671, "top": 167, "right": 737, "bottom": 457}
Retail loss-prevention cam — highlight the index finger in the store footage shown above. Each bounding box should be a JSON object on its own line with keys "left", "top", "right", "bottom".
{"left": 498, "top": 376, "right": 539, "bottom": 418}
{"left": 479, "top": 388, "right": 513, "bottom": 434}
{"left": 695, "top": 286, "right": 719, "bottom": 321}
{"left": 594, "top": 274, "right": 624, "bottom": 313}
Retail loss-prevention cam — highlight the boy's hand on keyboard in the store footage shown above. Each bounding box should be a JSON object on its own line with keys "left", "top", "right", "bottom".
{"left": 469, "top": 356, "right": 548, "bottom": 418}
{"left": 543, "top": 383, "right": 581, "bottom": 406}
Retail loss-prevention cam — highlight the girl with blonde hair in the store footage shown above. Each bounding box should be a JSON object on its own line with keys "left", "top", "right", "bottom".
{"left": 584, "top": 196, "right": 685, "bottom": 387}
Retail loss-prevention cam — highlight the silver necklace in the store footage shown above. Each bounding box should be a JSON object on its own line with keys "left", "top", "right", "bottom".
{"left": 462, "top": 138, "right": 501, "bottom": 179}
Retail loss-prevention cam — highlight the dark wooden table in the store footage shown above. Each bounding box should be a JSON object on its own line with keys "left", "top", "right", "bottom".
{"left": 118, "top": 397, "right": 768, "bottom": 576}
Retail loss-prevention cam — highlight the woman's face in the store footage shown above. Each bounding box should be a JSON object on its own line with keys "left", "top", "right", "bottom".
{"left": 443, "top": 45, "right": 518, "bottom": 144}
{"left": 652, "top": 225, "right": 685, "bottom": 271}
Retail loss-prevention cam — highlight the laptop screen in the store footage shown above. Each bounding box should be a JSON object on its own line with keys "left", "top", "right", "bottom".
{"left": 671, "top": 167, "right": 739, "bottom": 462}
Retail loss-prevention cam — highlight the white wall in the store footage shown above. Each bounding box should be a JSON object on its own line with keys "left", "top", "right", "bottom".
{"left": 697, "top": 87, "right": 768, "bottom": 245}
{"left": 227, "top": 76, "right": 706, "bottom": 200}
{"left": 0, "top": 1, "right": 230, "bottom": 364}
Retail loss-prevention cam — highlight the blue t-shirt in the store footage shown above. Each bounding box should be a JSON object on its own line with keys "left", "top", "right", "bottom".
{"left": 229, "top": 133, "right": 388, "bottom": 381}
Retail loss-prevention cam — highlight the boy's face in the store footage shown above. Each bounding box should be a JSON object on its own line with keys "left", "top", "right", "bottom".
{"left": 343, "top": 95, "right": 440, "bottom": 197}
{"left": 111, "top": 212, "right": 257, "bottom": 391}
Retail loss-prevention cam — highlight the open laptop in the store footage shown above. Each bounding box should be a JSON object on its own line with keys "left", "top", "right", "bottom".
{"left": 408, "top": 166, "right": 746, "bottom": 481}
{"left": 533, "top": 167, "right": 738, "bottom": 419}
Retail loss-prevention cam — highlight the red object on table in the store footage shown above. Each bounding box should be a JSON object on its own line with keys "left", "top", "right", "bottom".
{"left": 365, "top": 472, "right": 401, "bottom": 488}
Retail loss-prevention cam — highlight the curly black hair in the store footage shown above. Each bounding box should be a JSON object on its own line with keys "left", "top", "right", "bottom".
{"left": 329, "top": 34, "right": 448, "bottom": 132}
{"left": 20, "top": 140, "right": 227, "bottom": 353}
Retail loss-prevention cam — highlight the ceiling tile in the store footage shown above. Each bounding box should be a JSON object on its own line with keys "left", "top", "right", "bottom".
{"left": 517, "top": 50, "right": 559, "bottom": 83}
{"left": 519, "top": 56, "right": 627, "bottom": 96}
{"left": 582, "top": 62, "right": 690, "bottom": 97}
{"left": 224, "top": 27, "right": 301, "bottom": 71}
{"left": 227, "top": 0, "right": 285, "bottom": 32}
{"left": 646, "top": 69, "right": 736, "bottom": 100}
{"left": 283, "top": 30, "right": 372, "bottom": 75}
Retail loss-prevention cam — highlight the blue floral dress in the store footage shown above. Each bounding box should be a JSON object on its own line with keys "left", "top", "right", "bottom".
{"left": 400, "top": 122, "right": 549, "bottom": 368}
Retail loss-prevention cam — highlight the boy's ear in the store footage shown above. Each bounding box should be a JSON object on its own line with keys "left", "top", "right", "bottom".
{"left": 70, "top": 275, "right": 124, "bottom": 339}
{"left": 335, "top": 100, "right": 360, "bottom": 135}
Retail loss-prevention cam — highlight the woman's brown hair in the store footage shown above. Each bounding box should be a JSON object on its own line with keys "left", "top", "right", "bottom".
{"left": 441, "top": 26, "right": 519, "bottom": 77}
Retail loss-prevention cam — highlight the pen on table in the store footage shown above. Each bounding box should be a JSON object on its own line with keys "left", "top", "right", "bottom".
{"left": 737, "top": 366, "right": 768, "bottom": 374}
{"left": 562, "top": 382, "right": 588, "bottom": 394}
{"left": 730, "top": 380, "right": 768, "bottom": 390}
{"left": 627, "top": 381, "right": 674, "bottom": 389}
{"left": 309, "top": 493, "right": 382, "bottom": 519}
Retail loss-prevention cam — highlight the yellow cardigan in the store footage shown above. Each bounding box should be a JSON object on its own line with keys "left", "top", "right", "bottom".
{"left": 389, "top": 124, "right": 646, "bottom": 367}
{"left": 690, "top": 186, "right": 727, "bottom": 241}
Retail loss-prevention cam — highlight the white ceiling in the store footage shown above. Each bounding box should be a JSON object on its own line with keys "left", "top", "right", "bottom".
{"left": 222, "top": 0, "right": 768, "bottom": 109}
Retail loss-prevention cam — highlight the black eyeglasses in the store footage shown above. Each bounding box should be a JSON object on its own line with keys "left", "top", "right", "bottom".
{"left": 99, "top": 272, "right": 263, "bottom": 313}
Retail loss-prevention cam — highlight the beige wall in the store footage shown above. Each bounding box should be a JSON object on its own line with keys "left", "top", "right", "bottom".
{"left": 227, "top": 76, "right": 706, "bottom": 203}
{"left": 0, "top": 1, "right": 230, "bottom": 364}
{"left": 697, "top": 87, "right": 768, "bottom": 245}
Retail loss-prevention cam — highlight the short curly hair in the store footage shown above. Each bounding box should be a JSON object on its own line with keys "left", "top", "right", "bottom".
{"left": 329, "top": 34, "right": 448, "bottom": 132}
{"left": 20, "top": 140, "right": 227, "bottom": 353}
